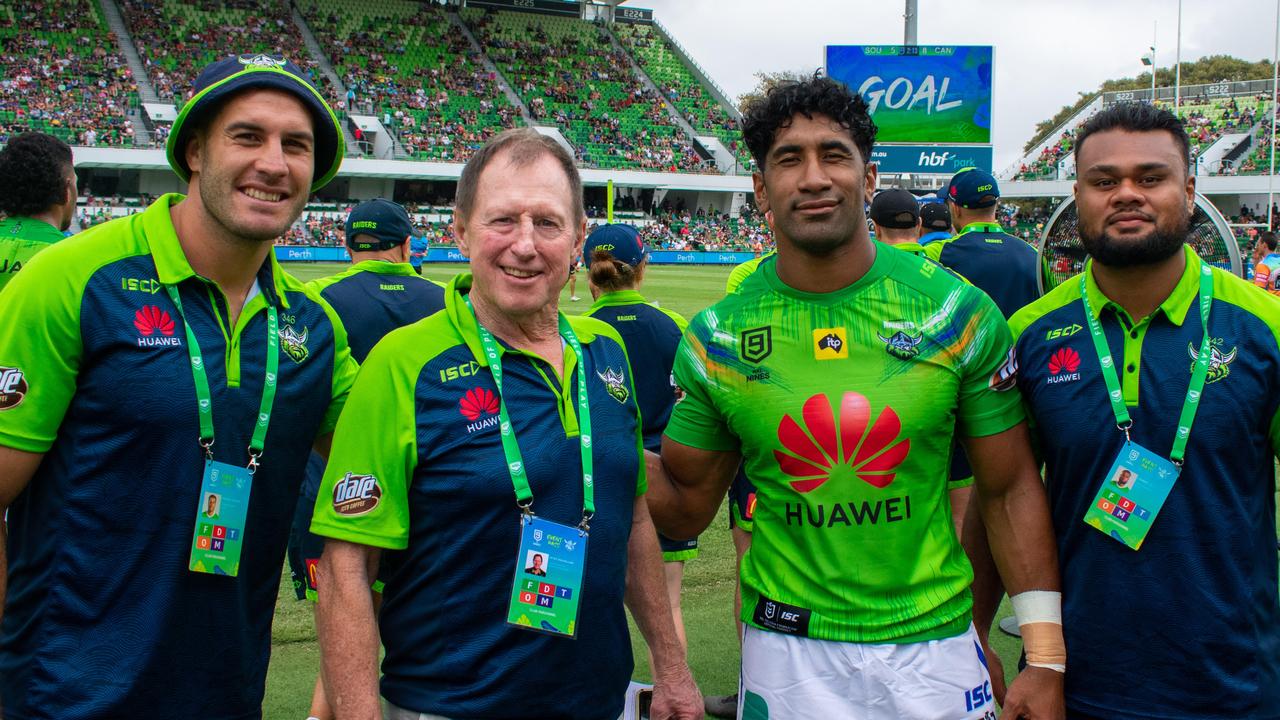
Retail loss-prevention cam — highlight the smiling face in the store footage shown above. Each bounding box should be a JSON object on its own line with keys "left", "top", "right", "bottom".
{"left": 184, "top": 88, "right": 314, "bottom": 243}
{"left": 1074, "top": 128, "right": 1195, "bottom": 267}
{"left": 454, "top": 149, "right": 585, "bottom": 324}
{"left": 752, "top": 112, "right": 876, "bottom": 257}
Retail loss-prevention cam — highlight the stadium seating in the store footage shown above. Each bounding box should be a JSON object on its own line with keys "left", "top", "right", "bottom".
{"left": 612, "top": 22, "right": 753, "bottom": 171}
{"left": 640, "top": 206, "right": 771, "bottom": 252}
{"left": 0, "top": 0, "right": 139, "bottom": 146}
{"left": 119, "top": 0, "right": 339, "bottom": 108}
{"left": 298, "top": 0, "right": 517, "bottom": 163}
{"left": 462, "top": 7, "right": 712, "bottom": 173}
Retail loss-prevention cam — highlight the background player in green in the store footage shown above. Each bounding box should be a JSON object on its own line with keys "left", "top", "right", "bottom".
{"left": 0, "top": 54, "right": 356, "bottom": 718}
{"left": 0, "top": 132, "right": 76, "bottom": 292}
{"left": 288, "top": 197, "right": 446, "bottom": 720}
{"left": 580, "top": 223, "right": 698, "bottom": 660}
{"left": 645, "top": 74, "right": 1065, "bottom": 719}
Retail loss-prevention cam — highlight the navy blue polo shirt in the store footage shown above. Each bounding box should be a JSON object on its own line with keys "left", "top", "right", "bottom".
{"left": 0, "top": 194, "right": 358, "bottom": 719}
{"left": 1010, "top": 246, "right": 1280, "bottom": 720}
{"left": 583, "top": 288, "right": 687, "bottom": 452}
{"left": 307, "top": 260, "right": 446, "bottom": 363}
{"left": 311, "top": 274, "right": 646, "bottom": 720}
{"left": 924, "top": 221, "right": 1041, "bottom": 317}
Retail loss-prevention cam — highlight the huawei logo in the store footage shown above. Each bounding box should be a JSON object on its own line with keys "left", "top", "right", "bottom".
{"left": 1048, "top": 347, "right": 1080, "bottom": 375}
{"left": 459, "top": 387, "right": 499, "bottom": 421}
{"left": 774, "top": 392, "right": 911, "bottom": 493}
{"left": 134, "top": 306, "right": 175, "bottom": 336}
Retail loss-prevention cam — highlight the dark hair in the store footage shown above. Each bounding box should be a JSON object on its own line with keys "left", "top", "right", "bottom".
{"left": 1262, "top": 231, "right": 1277, "bottom": 252}
{"left": 456, "top": 127, "right": 584, "bottom": 224}
{"left": 741, "top": 73, "right": 877, "bottom": 170}
{"left": 588, "top": 249, "right": 640, "bottom": 292}
{"left": 0, "top": 132, "right": 73, "bottom": 217}
{"left": 1074, "top": 102, "right": 1191, "bottom": 173}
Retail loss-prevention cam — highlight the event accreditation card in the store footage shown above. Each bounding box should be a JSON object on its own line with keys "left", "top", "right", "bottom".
{"left": 188, "top": 460, "right": 251, "bottom": 576}
{"left": 1083, "top": 441, "right": 1179, "bottom": 551}
{"left": 507, "top": 515, "right": 587, "bottom": 638}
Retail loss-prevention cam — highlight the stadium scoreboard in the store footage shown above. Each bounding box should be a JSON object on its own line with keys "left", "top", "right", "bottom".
{"left": 826, "top": 45, "right": 994, "bottom": 174}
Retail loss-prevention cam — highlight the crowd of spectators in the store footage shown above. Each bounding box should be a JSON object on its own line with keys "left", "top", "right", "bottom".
{"left": 0, "top": 1, "right": 138, "bottom": 147}
{"left": 635, "top": 205, "right": 772, "bottom": 252}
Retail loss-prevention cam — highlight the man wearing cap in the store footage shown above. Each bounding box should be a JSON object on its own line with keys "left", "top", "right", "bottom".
{"left": 0, "top": 54, "right": 357, "bottom": 718}
{"left": 869, "top": 189, "right": 927, "bottom": 255}
{"left": 918, "top": 202, "right": 953, "bottom": 245}
{"left": 580, "top": 223, "right": 697, "bottom": 656}
{"left": 288, "top": 197, "right": 446, "bottom": 719}
{"left": 0, "top": 132, "right": 77, "bottom": 293}
{"left": 925, "top": 168, "right": 1040, "bottom": 318}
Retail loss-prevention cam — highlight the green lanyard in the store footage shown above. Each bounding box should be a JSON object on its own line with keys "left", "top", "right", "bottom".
{"left": 467, "top": 296, "right": 596, "bottom": 530}
{"left": 1078, "top": 261, "right": 1214, "bottom": 466}
{"left": 165, "top": 284, "right": 280, "bottom": 474}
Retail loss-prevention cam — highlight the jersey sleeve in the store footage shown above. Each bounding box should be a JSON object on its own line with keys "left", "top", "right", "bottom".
{"left": 1254, "top": 262, "right": 1271, "bottom": 289}
{"left": 0, "top": 248, "right": 83, "bottom": 452}
{"left": 954, "top": 290, "right": 1025, "bottom": 438}
{"left": 310, "top": 339, "right": 419, "bottom": 550}
{"left": 663, "top": 320, "right": 739, "bottom": 452}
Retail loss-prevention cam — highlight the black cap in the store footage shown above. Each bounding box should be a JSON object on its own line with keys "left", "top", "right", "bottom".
{"left": 920, "top": 202, "right": 952, "bottom": 232}
{"left": 345, "top": 198, "right": 414, "bottom": 251}
{"left": 869, "top": 189, "right": 920, "bottom": 229}
{"left": 167, "top": 54, "right": 344, "bottom": 192}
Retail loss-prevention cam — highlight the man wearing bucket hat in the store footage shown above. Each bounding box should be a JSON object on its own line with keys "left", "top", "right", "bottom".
{"left": 0, "top": 54, "right": 358, "bottom": 718}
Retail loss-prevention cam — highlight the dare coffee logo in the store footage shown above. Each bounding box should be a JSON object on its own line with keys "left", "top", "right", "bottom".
{"left": 0, "top": 366, "right": 27, "bottom": 410}
{"left": 332, "top": 472, "right": 382, "bottom": 516}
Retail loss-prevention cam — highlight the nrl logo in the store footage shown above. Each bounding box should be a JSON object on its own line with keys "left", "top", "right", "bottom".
{"left": 238, "top": 54, "right": 287, "bottom": 68}
{"left": 1189, "top": 339, "right": 1236, "bottom": 384}
{"left": 597, "top": 367, "right": 630, "bottom": 404}
{"left": 279, "top": 324, "right": 310, "bottom": 364}
{"left": 877, "top": 330, "right": 922, "bottom": 360}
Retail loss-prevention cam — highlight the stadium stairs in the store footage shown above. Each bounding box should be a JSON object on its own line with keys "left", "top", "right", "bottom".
{"left": 100, "top": 0, "right": 158, "bottom": 105}
{"left": 446, "top": 11, "right": 535, "bottom": 126}
{"left": 290, "top": 6, "right": 368, "bottom": 158}
{"left": 600, "top": 24, "right": 708, "bottom": 163}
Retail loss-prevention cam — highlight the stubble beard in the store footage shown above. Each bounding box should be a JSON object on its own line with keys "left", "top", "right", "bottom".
{"left": 1078, "top": 210, "right": 1190, "bottom": 268}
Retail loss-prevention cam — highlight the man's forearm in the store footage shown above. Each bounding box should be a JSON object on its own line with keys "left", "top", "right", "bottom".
{"left": 647, "top": 442, "right": 740, "bottom": 540}
{"left": 961, "top": 496, "right": 1004, "bottom": 638}
{"left": 316, "top": 541, "right": 382, "bottom": 720}
{"left": 624, "top": 497, "right": 688, "bottom": 679}
{"left": 975, "top": 470, "right": 1059, "bottom": 596}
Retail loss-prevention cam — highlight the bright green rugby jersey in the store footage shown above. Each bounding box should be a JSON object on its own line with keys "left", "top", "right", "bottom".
{"left": 665, "top": 241, "right": 1024, "bottom": 643}
{"left": 0, "top": 216, "right": 64, "bottom": 293}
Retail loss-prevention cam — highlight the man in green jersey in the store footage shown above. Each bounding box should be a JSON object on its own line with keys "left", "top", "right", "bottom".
{"left": 646, "top": 75, "right": 1065, "bottom": 719}
{"left": 0, "top": 132, "right": 76, "bottom": 292}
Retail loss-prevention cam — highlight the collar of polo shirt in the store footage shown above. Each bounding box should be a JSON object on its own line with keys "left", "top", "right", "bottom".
{"left": 1083, "top": 244, "right": 1201, "bottom": 327}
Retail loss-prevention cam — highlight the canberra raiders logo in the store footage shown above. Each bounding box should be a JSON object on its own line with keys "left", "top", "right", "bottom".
{"left": 877, "top": 330, "right": 923, "bottom": 360}
{"left": 1189, "top": 339, "right": 1236, "bottom": 384}
{"left": 279, "top": 325, "right": 310, "bottom": 364}
{"left": 597, "top": 367, "right": 630, "bottom": 404}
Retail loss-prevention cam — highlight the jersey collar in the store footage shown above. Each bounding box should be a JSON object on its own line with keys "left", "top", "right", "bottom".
{"left": 144, "top": 193, "right": 290, "bottom": 308}
{"left": 444, "top": 272, "right": 597, "bottom": 366}
{"left": 761, "top": 240, "right": 896, "bottom": 305}
{"left": 958, "top": 221, "right": 1004, "bottom": 235}
{"left": 1083, "top": 244, "right": 1200, "bottom": 327}
{"left": 588, "top": 289, "right": 648, "bottom": 311}
{"left": 886, "top": 241, "right": 926, "bottom": 255}
{"left": 349, "top": 259, "right": 417, "bottom": 276}
{"left": 0, "top": 216, "right": 63, "bottom": 244}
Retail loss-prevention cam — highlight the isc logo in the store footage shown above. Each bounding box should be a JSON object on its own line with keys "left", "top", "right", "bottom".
{"left": 439, "top": 360, "right": 481, "bottom": 383}
{"left": 964, "top": 681, "right": 993, "bottom": 712}
{"left": 332, "top": 473, "right": 382, "bottom": 516}
{"left": 1045, "top": 323, "right": 1083, "bottom": 340}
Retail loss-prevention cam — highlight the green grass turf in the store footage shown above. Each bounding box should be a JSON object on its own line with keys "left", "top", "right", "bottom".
{"left": 264, "top": 260, "right": 1028, "bottom": 717}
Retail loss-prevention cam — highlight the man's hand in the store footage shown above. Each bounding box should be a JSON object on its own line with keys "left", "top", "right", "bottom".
{"left": 1000, "top": 666, "right": 1064, "bottom": 720}
{"left": 649, "top": 664, "right": 704, "bottom": 720}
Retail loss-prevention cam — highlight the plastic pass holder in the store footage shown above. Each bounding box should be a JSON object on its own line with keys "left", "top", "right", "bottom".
{"left": 189, "top": 460, "right": 252, "bottom": 575}
{"left": 506, "top": 514, "right": 588, "bottom": 638}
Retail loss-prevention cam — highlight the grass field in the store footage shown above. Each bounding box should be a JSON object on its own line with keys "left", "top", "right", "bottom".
{"left": 261, "top": 261, "right": 1025, "bottom": 718}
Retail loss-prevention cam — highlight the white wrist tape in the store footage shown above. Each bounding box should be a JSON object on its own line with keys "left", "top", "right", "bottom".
{"left": 1010, "top": 590, "right": 1065, "bottom": 673}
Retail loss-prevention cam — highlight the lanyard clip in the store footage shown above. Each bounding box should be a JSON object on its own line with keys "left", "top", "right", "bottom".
{"left": 1117, "top": 420, "right": 1133, "bottom": 443}
{"left": 246, "top": 448, "right": 261, "bottom": 476}
{"left": 517, "top": 498, "right": 534, "bottom": 518}
{"left": 577, "top": 511, "right": 593, "bottom": 536}
{"left": 200, "top": 437, "right": 214, "bottom": 461}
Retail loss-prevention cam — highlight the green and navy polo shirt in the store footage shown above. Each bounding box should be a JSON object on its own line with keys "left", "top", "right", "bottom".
{"left": 311, "top": 274, "right": 646, "bottom": 720}
{"left": 666, "top": 244, "right": 1024, "bottom": 643}
{"left": 0, "top": 194, "right": 358, "bottom": 719}
{"left": 583, "top": 289, "right": 687, "bottom": 452}
{"left": 0, "top": 216, "right": 64, "bottom": 293}
{"left": 1010, "top": 245, "right": 1280, "bottom": 719}
{"left": 306, "top": 259, "right": 446, "bottom": 364}
{"left": 923, "top": 221, "right": 1040, "bottom": 318}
